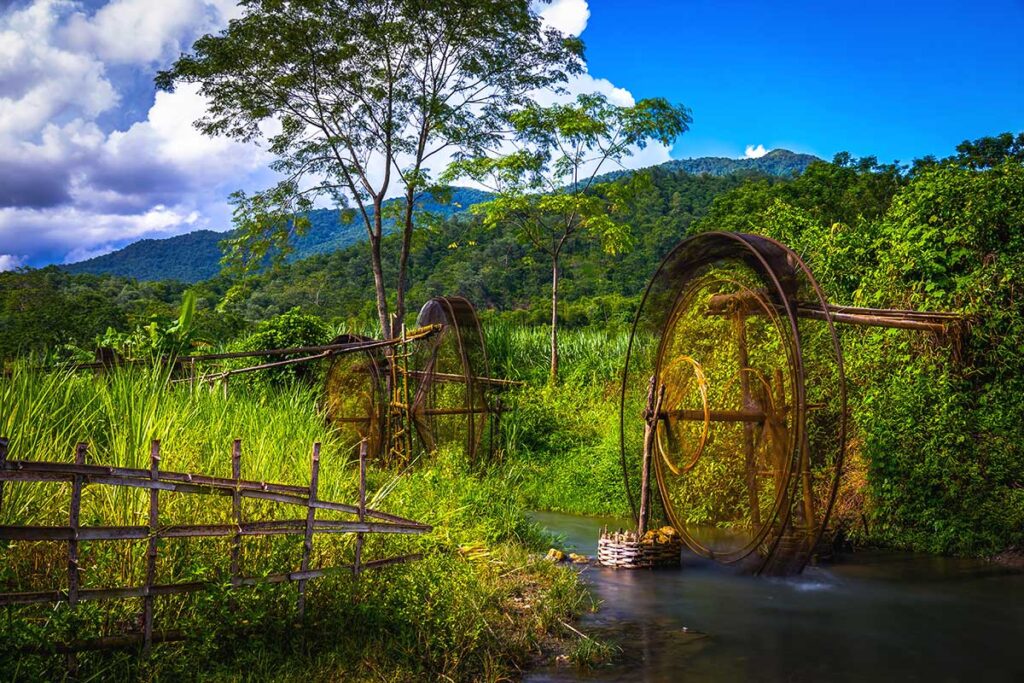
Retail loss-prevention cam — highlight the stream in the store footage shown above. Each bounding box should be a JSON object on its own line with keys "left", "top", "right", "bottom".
{"left": 528, "top": 511, "right": 1024, "bottom": 682}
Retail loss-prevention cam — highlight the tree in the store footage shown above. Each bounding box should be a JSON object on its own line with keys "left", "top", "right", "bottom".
{"left": 446, "top": 93, "right": 690, "bottom": 381}
{"left": 156, "top": 0, "right": 582, "bottom": 337}
{"left": 953, "top": 131, "right": 1024, "bottom": 169}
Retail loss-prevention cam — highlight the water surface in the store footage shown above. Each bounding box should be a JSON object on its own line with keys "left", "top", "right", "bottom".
{"left": 529, "top": 511, "right": 1024, "bottom": 682}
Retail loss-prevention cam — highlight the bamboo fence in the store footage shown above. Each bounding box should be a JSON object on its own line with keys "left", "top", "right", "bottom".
{"left": 0, "top": 437, "right": 429, "bottom": 662}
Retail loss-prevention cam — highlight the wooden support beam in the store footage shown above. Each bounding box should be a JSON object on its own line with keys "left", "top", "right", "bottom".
{"left": 706, "top": 292, "right": 959, "bottom": 332}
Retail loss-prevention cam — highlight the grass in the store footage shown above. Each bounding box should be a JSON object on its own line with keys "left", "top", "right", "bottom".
{"left": 0, "top": 364, "right": 593, "bottom": 681}
{"left": 485, "top": 323, "right": 640, "bottom": 518}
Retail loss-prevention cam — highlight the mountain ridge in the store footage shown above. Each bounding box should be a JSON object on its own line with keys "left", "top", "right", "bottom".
{"left": 63, "top": 150, "right": 820, "bottom": 282}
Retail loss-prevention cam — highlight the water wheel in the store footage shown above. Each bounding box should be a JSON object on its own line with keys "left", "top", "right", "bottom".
{"left": 410, "top": 296, "right": 490, "bottom": 465}
{"left": 322, "top": 334, "right": 386, "bottom": 460}
{"left": 621, "top": 232, "right": 847, "bottom": 575}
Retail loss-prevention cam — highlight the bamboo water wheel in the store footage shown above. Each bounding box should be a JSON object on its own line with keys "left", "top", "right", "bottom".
{"left": 620, "top": 231, "right": 966, "bottom": 575}
{"left": 410, "top": 296, "right": 491, "bottom": 465}
{"left": 322, "top": 334, "right": 387, "bottom": 459}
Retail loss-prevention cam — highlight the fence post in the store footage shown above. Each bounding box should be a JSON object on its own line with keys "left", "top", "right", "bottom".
{"left": 230, "top": 439, "right": 242, "bottom": 587}
{"left": 143, "top": 440, "right": 160, "bottom": 657}
{"left": 66, "top": 441, "right": 87, "bottom": 678}
{"left": 0, "top": 436, "right": 8, "bottom": 514}
{"left": 297, "top": 442, "right": 320, "bottom": 618}
{"left": 68, "top": 443, "right": 87, "bottom": 607}
{"left": 354, "top": 440, "right": 367, "bottom": 576}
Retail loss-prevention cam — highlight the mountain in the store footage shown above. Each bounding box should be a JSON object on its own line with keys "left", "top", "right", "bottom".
{"left": 63, "top": 230, "right": 228, "bottom": 283}
{"left": 664, "top": 149, "right": 819, "bottom": 176}
{"left": 64, "top": 187, "right": 494, "bottom": 283}
{"left": 63, "top": 151, "right": 820, "bottom": 283}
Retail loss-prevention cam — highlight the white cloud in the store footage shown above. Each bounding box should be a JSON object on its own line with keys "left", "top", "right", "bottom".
{"left": 0, "top": 1, "right": 272, "bottom": 264}
{"left": 0, "top": 203, "right": 204, "bottom": 262}
{"left": 62, "top": 0, "right": 215, "bottom": 64}
{"left": 0, "top": 254, "right": 26, "bottom": 271}
{"left": 0, "top": 1, "right": 118, "bottom": 140}
{"left": 535, "top": 0, "right": 590, "bottom": 37}
{"left": 745, "top": 144, "right": 768, "bottom": 159}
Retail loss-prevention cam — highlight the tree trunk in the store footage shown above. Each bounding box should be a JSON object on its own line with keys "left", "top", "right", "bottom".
{"left": 369, "top": 227, "right": 391, "bottom": 339}
{"left": 550, "top": 255, "right": 560, "bottom": 384}
{"left": 394, "top": 187, "right": 416, "bottom": 329}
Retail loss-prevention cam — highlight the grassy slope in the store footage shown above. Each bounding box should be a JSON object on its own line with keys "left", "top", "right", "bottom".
{"left": 0, "top": 366, "right": 592, "bottom": 681}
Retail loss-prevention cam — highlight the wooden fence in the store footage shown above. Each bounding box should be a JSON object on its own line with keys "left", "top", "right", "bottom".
{"left": 0, "top": 437, "right": 429, "bottom": 660}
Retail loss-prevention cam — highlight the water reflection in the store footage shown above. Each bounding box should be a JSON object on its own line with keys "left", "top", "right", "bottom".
{"left": 529, "top": 511, "right": 1024, "bottom": 682}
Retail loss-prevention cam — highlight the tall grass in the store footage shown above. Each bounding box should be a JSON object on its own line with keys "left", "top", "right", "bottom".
{"left": 0, "top": 364, "right": 590, "bottom": 681}
{"left": 485, "top": 322, "right": 630, "bottom": 386}
{"left": 484, "top": 324, "right": 641, "bottom": 517}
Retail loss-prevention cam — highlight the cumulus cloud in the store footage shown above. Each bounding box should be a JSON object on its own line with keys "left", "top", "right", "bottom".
{"left": 745, "top": 144, "right": 768, "bottom": 159}
{"left": 536, "top": 0, "right": 590, "bottom": 37}
{"left": 62, "top": 0, "right": 219, "bottom": 65}
{"left": 0, "top": 0, "right": 674, "bottom": 267}
{"left": 0, "top": 254, "right": 26, "bottom": 271}
{"left": 0, "top": 0, "right": 267, "bottom": 265}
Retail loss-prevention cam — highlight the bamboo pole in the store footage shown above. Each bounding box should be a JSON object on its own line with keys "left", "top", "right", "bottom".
{"left": 354, "top": 440, "right": 368, "bottom": 576}
{"left": 230, "top": 439, "right": 242, "bottom": 587}
{"left": 734, "top": 314, "right": 762, "bottom": 527}
{"left": 68, "top": 443, "right": 87, "bottom": 607}
{"left": 143, "top": 440, "right": 160, "bottom": 656}
{"left": 638, "top": 377, "right": 665, "bottom": 535}
{"left": 0, "top": 436, "right": 7, "bottom": 514}
{"left": 297, "top": 443, "right": 320, "bottom": 617}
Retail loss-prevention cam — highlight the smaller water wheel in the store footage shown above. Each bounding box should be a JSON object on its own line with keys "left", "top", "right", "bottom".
{"left": 322, "top": 334, "right": 386, "bottom": 459}
{"left": 410, "top": 296, "right": 491, "bottom": 465}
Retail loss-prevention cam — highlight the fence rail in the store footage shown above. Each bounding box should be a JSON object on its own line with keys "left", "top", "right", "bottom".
{"left": 0, "top": 437, "right": 429, "bottom": 659}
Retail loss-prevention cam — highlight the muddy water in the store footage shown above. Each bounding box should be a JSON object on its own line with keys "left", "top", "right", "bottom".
{"left": 528, "top": 511, "right": 1024, "bottom": 682}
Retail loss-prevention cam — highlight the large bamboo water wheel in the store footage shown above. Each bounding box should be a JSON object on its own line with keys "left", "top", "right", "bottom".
{"left": 621, "top": 232, "right": 962, "bottom": 575}
{"left": 411, "top": 296, "right": 491, "bottom": 465}
{"left": 621, "top": 232, "right": 847, "bottom": 575}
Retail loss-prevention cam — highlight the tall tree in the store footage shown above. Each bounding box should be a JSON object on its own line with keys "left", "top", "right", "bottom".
{"left": 156, "top": 0, "right": 582, "bottom": 336}
{"left": 446, "top": 93, "right": 691, "bottom": 381}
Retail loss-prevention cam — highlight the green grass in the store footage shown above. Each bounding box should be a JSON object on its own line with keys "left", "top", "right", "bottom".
{"left": 485, "top": 324, "right": 640, "bottom": 518}
{"left": 0, "top": 365, "right": 592, "bottom": 681}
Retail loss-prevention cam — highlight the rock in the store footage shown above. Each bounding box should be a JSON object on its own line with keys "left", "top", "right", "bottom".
{"left": 546, "top": 548, "right": 566, "bottom": 562}
{"left": 568, "top": 553, "right": 590, "bottom": 564}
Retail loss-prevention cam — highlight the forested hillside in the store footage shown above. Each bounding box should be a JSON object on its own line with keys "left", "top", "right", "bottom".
{"left": 59, "top": 152, "right": 815, "bottom": 284}
{"left": 63, "top": 188, "right": 494, "bottom": 283}
{"left": 4, "top": 165, "right": 767, "bottom": 357}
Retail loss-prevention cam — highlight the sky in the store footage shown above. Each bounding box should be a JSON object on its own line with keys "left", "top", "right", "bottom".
{"left": 1, "top": 0, "right": 1022, "bottom": 270}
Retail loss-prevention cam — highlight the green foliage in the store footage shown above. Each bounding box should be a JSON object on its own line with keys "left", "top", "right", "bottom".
{"left": 0, "top": 267, "right": 128, "bottom": 360}
{"left": 97, "top": 290, "right": 205, "bottom": 357}
{"left": 229, "top": 307, "right": 333, "bottom": 390}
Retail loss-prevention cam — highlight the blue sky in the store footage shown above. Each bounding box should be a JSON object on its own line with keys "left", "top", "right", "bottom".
{"left": 581, "top": 0, "right": 1024, "bottom": 162}
{"left": 1, "top": 0, "right": 1022, "bottom": 269}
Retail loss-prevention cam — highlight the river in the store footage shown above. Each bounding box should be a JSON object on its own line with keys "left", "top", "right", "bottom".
{"left": 528, "top": 511, "right": 1024, "bottom": 682}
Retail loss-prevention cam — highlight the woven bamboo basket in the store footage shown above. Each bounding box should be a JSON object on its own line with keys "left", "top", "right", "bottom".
{"left": 597, "top": 527, "right": 682, "bottom": 569}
